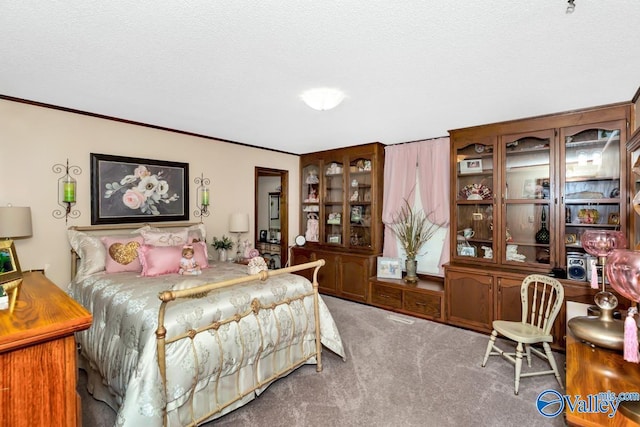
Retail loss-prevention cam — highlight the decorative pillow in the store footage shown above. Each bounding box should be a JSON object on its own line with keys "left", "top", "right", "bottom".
{"left": 67, "top": 229, "right": 106, "bottom": 281}
{"left": 187, "top": 224, "right": 207, "bottom": 243}
{"left": 138, "top": 242, "right": 209, "bottom": 277}
{"left": 141, "top": 229, "right": 189, "bottom": 247}
{"left": 101, "top": 235, "right": 144, "bottom": 273}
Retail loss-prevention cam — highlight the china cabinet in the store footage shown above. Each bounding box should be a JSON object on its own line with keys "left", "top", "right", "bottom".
{"left": 627, "top": 87, "right": 640, "bottom": 250}
{"left": 292, "top": 142, "right": 384, "bottom": 302}
{"left": 447, "top": 102, "right": 633, "bottom": 347}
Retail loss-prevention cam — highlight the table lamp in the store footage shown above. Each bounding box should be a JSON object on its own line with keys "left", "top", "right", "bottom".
{"left": 604, "top": 248, "right": 640, "bottom": 423}
{"left": 229, "top": 213, "right": 249, "bottom": 262}
{"left": 568, "top": 230, "right": 626, "bottom": 350}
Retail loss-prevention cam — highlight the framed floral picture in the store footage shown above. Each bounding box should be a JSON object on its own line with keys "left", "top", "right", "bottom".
{"left": 90, "top": 153, "right": 189, "bottom": 224}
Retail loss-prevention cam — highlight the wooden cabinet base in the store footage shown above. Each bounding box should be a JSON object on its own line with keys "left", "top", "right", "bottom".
{"left": 369, "top": 276, "right": 444, "bottom": 322}
{"left": 291, "top": 247, "right": 375, "bottom": 302}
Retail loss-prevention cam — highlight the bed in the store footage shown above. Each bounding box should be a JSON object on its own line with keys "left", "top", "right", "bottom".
{"left": 66, "top": 223, "right": 345, "bottom": 426}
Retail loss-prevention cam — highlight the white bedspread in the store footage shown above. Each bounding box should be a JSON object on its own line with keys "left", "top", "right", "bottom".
{"left": 69, "top": 262, "right": 345, "bottom": 426}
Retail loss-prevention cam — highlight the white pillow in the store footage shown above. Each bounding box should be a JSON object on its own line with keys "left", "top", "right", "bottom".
{"left": 67, "top": 229, "right": 106, "bottom": 281}
{"left": 141, "top": 228, "right": 189, "bottom": 247}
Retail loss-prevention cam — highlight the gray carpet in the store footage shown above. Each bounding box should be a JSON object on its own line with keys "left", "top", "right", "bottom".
{"left": 80, "top": 295, "right": 566, "bottom": 426}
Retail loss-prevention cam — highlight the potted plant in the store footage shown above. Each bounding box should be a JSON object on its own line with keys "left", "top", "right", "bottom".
{"left": 389, "top": 200, "right": 444, "bottom": 283}
{"left": 212, "top": 235, "right": 234, "bottom": 262}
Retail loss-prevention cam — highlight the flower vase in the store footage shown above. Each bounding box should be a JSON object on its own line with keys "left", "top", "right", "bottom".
{"left": 405, "top": 258, "right": 418, "bottom": 283}
{"left": 218, "top": 249, "right": 227, "bottom": 262}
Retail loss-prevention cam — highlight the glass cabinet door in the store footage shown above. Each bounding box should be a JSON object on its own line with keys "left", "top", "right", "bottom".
{"left": 301, "top": 163, "right": 320, "bottom": 242}
{"left": 501, "top": 130, "right": 553, "bottom": 267}
{"left": 324, "top": 160, "right": 344, "bottom": 246}
{"left": 347, "top": 157, "right": 373, "bottom": 249}
{"left": 454, "top": 137, "right": 496, "bottom": 262}
{"left": 632, "top": 147, "right": 640, "bottom": 250}
{"left": 561, "top": 121, "right": 625, "bottom": 278}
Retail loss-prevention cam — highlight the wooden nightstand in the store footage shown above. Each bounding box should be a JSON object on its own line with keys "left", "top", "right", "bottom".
{"left": 0, "top": 272, "right": 92, "bottom": 427}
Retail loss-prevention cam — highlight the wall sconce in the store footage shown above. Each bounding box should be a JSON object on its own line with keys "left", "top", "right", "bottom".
{"left": 194, "top": 173, "right": 211, "bottom": 221}
{"left": 566, "top": 0, "right": 576, "bottom": 14}
{"left": 300, "top": 87, "right": 346, "bottom": 111}
{"left": 52, "top": 159, "right": 81, "bottom": 224}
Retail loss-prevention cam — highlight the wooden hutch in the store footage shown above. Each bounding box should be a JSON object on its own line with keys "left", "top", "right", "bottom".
{"left": 446, "top": 102, "right": 634, "bottom": 350}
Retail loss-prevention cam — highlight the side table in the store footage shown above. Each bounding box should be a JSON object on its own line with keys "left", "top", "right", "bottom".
{"left": 0, "top": 272, "right": 92, "bottom": 427}
{"left": 566, "top": 330, "right": 640, "bottom": 426}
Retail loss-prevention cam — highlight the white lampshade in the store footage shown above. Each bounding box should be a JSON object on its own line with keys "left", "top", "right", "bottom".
{"left": 300, "top": 87, "right": 346, "bottom": 111}
{"left": 0, "top": 206, "right": 33, "bottom": 238}
{"left": 229, "top": 213, "right": 249, "bottom": 233}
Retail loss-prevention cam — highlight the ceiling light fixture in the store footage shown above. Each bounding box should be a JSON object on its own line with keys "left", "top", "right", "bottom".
{"left": 566, "top": 0, "right": 576, "bottom": 14}
{"left": 300, "top": 87, "right": 346, "bottom": 111}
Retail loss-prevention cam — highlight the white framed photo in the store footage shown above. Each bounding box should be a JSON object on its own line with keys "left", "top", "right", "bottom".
{"left": 377, "top": 257, "right": 402, "bottom": 279}
{"left": 459, "top": 159, "right": 483, "bottom": 174}
{"left": 327, "top": 234, "right": 341, "bottom": 244}
{"left": 458, "top": 246, "right": 476, "bottom": 257}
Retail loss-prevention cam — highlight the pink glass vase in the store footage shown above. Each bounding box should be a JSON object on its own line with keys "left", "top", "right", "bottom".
{"left": 606, "top": 249, "right": 640, "bottom": 303}
{"left": 581, "top": 230, "right": 627, "bottom": 259}
{"left": 567, "top": 230, "right": 628, "bottom": 351}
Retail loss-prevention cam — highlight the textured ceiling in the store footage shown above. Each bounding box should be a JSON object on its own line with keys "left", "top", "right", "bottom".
{"left": 1, "top": 1, "right": 639, "bottom": 154}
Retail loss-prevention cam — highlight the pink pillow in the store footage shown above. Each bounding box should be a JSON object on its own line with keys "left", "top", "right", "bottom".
{"left": 101, "top": 235, "right": 144, "bottom": 273}
{"left": 139, "top": 242, "right": 209, "bottom": 277}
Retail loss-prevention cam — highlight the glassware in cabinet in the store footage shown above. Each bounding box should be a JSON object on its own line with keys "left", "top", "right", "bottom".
{"left": 324, "top": 160, "right": 344, "bottom": 245}
{"left": 454, "top": 139, "right": 496, "bottom": 262}
{"left": 301, "top": 164, "right": 320, "bottom": 242}
{"left": 348, "top": 157, "right": 373, "bottom": 249}
{"left": 502, "top": 131, "right": 553, "bottom": 267}
{"left": 561, "top": 122, "right": 625, "bottom": 267}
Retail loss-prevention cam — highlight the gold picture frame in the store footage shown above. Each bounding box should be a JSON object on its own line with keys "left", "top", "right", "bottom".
{"left": 1, "top": 240, "right": 23, "bottom": 312}
{"left": 0, "top": 240, "right": 22, "bottom": 285}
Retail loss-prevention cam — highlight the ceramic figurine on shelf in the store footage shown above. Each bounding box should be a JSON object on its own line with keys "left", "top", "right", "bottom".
{"left": 481, "top": 246, "right": 493, "bottom": 259}
{"left": 305, "top": 187, "right": 319, "bottom": 202}
{"left": 305, "top": 213, "right": 319, "bottom": 242}
{"left": 242, "top": 240, "right": 253, "bottom": 259}
{"left": 179, "top": 245, "right": 202, "bottom": 275}
{"left": 305, "top": 170, "right": 319, "bottom": 184}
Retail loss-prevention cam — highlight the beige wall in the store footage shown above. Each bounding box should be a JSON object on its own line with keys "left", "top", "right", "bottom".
{"left": 0, "top": 99, "right": 300, "bottom": 287}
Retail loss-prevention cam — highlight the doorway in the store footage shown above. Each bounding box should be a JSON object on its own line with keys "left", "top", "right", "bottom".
{"left": 255, "top": 167, "right": 289, "bottom": 268}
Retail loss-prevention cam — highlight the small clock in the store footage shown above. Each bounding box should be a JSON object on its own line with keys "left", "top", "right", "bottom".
{"left": 474, "top": 144, "right": 485, "bottom": 153}
{"left": 295, "top": 235, "right": 306, "bottom": 246}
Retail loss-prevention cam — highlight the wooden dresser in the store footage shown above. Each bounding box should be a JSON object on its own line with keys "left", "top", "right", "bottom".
{"left": 0, "top": 272, "right": 92, "bottom": 427}
{"left": 566, "top": 330, "right": 640, "bottom": 426}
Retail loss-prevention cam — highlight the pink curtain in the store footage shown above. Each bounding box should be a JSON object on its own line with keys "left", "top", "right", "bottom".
{"left": 382, "top": 144, "right": 419, "bottom": 257}
{"left": 417, "top": 137, "right": 451, "bottom": 275}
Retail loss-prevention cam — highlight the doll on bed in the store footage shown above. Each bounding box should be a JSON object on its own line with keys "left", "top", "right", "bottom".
{"left": 179, "top": 245, "right": 202, "bottom": 275}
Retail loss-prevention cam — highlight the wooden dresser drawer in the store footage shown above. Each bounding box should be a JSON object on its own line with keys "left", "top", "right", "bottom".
{"left": 404, "top": 290, "right": 441, "bottom": 318}
{"left": 370, "top": 283, "right": 402, "bottom": 309}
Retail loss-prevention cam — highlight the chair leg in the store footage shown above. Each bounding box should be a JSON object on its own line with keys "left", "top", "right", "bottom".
{"left": 543, "top": 342, "right": 563, "bottom": 390}
{"left": 514, "top": 342, "right": 524, "bottom": 395}
{"left": 525, "top": 344, "right": 532, "bottom": 367}
{"left": 482, "top": 330, "right": 498, "bottom": 367}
